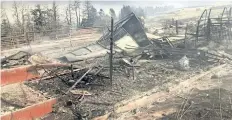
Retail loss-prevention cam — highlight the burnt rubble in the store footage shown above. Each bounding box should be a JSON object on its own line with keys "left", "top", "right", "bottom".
{"left": 1, "top": 51, "right": 31, "bottom": 69}
{"left": 2, "top": 9, "right": 232, "bottom": 120}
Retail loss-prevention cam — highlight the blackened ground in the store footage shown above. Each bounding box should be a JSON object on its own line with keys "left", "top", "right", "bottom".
{"left": 25, "top": 58, "right": 214, "bottom": 120}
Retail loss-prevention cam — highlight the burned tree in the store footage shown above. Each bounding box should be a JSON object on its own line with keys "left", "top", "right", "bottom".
{"left": 65, "top": 2, "right": 73, "bottom": 26}
{"left": 93, "top": 8, "right": 111, "bottom": 27}
{"left": 68, "top": 2, "right": 72, "bottom": 26}
{"left": 120, "top": 6, "right": 146, "bottom": 20}
{"left": 132, "top": 7, "right": 145, "bottom": 18}
{"left": 83, "top": 1, "right": 91, "bottom": 20}
{"left": 119, "top": 5, "right": 132, "bottom": 19}
{"left": 31, "top": 4, "right": 50, "bottom": 32}
{"left": 1, "top": 19, "right": 11, "bottom": 37}
{"left": 12, "top": 1, "right": 22, "bottom": 33}
{"left": 65, "top": 7, "right": 70, "bottom": 25}
{"left": 73, "top": 0, "right": 81, "bottom": 28}
{"left": 99, "top": 9, "right": 105, "bottom": 18}
{"left": 110, "top": 8, "right": 116, "bottom": 19}
{"left": 1, "top": 7, "right": 11, "bottom": 37}
{"left": 52, "top": 1, "right": 58, "bottom": 30}
{"left": 21, "top": 4, "right": 25, "bottom": 33}
{"left": 82, "top": 1, "right": 97, "bottom": 27}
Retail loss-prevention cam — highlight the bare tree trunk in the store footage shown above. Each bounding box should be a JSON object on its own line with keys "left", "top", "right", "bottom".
{"left": 87, "top": 1, "right": 90, "bottom": 19}
{"left": 13, "top": 1, "right": 21, "bottom": 31}
{"left": 65, "top": 7, "right": 70, "bottom": 25}
{"left": 79, "top": 8, "right": 81, "bottom": 25}
{"left": 73, "top": 1, "right": 80, "bottom": 29}
{"left": 68, "top": 3, "right": 72, "bottom": 26}
{"left": 52, "top": 1, "right": 57, "bottom": 31}
{"left": 2, "top": 8, "right": 11, "bottom": 30}
{"left": 75, "top": 8, "right": 78, "bottom": 29}
{"left": 21, "top": 6, "right": 25, "bottom": 33}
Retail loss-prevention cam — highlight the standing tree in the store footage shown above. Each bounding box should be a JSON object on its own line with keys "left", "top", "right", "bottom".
{"left": 99, "top": 9, "right": 105, "bottom": 18}
{"left": 12, "top": 2, "right": 30, "bottom": 33}
{"left": 21, "top": 4, "right": 25, "bottom": 33}
{"left": 109, "top": 8, "right": 116, "bottom": 19}
{"left": 73, "top": 0, "right": 81, "bottom": 29}
{"left": 82, "top": 1, "right": 91, "bottom": 20}
{"left": 68, "top": 2, "right": 72, "bottom": 26}
{"left": 1, "top": 19, "right": 11, "bottom": 37}
{"left": 82, "top": 1, "right": 97, "bottom": 27}
{"left": 31, "top": 4, "right": 46, "bottom": 32}
{"left": 65, "top": 7, "right": 70, "bottom": 25}
{"left": 21, "top": 5, "right": 33, "bottom": 33}
{"left": 44, "top": 6, "right": 54, "bottom": 31}
{"left": 52, "top": 1, "right": 58, "bottom": 30}
{"left": 12, "top": 1, "right": 22, "bottom": 32}
{"left": 95, "top": 8, "right": 111, "bottom": 27}
{"left": 119, "top": 5, "right": 132, "bottom": 19}
{"left": 65, "top": 2, "right": 73, "bottom": 26}
{"left": 119, "top": 6, "right": 145, "bottom": 19}
{"left": 132, "top": 7, "right": 145, "bottom": 18}
{"left": 88, "top": 6, "right": 97, "bottom": 23}
{"left": 1, "top": 7, "right": 11, "bottom": 37}
{"left": 24, "top": 10, "right": 33, "bottom": 32}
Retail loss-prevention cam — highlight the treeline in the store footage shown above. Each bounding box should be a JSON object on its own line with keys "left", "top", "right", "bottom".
{"left": 1, "top": 1, "right": 146, "bottom": 37}
{"left": 144, "top": 6, "right": 175, "bottom": 16}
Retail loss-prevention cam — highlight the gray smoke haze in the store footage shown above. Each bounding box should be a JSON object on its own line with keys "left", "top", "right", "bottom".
{"left": 1, "top": 0, "right": 231, "bottom": 23}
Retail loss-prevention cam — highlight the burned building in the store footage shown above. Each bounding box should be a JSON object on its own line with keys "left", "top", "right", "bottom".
{"left": 60, "top": 13, "right": 152, "bottom": 62}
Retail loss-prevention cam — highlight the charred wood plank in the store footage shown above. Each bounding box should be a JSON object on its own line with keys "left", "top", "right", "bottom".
{"left": 66, "top": 68, "right": 93, "bottom": 94}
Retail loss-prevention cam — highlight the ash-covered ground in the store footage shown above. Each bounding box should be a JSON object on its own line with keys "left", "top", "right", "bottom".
{"left": 25, "top": 55, "right": 215, "bottom": 120}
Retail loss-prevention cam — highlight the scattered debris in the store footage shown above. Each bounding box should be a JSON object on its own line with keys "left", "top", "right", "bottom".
{"left": 211, "top": 74, "right": 219, "bottom": 79}
{"left": 178, "top": 55, "right": 190, "bottom": 71}
{"left": 28, "top": 54, "right": 60, "bottom": 65}
{"left": 70, "top": 90, "right": 92, "bottom": 96}
{"left": 1, "top": 51, "right": 31, "bottom": 69}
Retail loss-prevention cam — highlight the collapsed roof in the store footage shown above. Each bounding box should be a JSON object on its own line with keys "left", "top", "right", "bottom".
{"left": 60, "top": 13, "right": 152, "bottom": 62}
{"left": 97, "top": 12, "right": 151, "bottom": 49}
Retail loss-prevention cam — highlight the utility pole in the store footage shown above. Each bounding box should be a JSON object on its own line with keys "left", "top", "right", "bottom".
{"left": 110, "top": 17, "right": 114, "bottom": 86}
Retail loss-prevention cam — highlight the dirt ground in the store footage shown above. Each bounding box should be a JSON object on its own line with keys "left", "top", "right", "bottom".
{"left": 113, "top": 63, "right": 232, "bottom": 120}
{"left": 1, "top": 83, "right": 47, "bottom": 115}
{"left": 1, "top": 29, "right": 101, "bottom": 58}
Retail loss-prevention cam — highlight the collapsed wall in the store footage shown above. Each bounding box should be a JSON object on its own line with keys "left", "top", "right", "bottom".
{"left": 59, "top": 13, "right": 153, "bottom": 62}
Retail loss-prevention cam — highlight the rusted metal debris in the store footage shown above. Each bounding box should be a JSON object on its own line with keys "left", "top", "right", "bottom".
{"left": 185, "top": 7, "right": 232, "bottom": 47}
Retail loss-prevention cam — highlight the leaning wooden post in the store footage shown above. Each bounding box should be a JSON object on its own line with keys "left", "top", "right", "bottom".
{"left": 110, "top": 17, "right": 114, "bottom": 86}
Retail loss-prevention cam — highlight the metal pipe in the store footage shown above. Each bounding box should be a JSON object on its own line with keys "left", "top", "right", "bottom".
{"left": 220, "top": 7, "right": 227, "bottom": 40}
{"left": 184, "top": 24, "right": 188, "bottom": 48}
{"left": 110, "top": 17, "right": 114, "bottom": 86}
{"left": 196, "top": 20, "right": 200, "bottom": 47}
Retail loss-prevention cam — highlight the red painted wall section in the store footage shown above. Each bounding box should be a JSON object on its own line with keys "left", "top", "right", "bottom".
{"left": 1, "top": 65, "right": 40, "bottom": 86}
{"left": 1, "top": 98, "right": 57, "bottom": 120}
{"left": 1, "top": 63, "right": 69, "bottom": 86}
